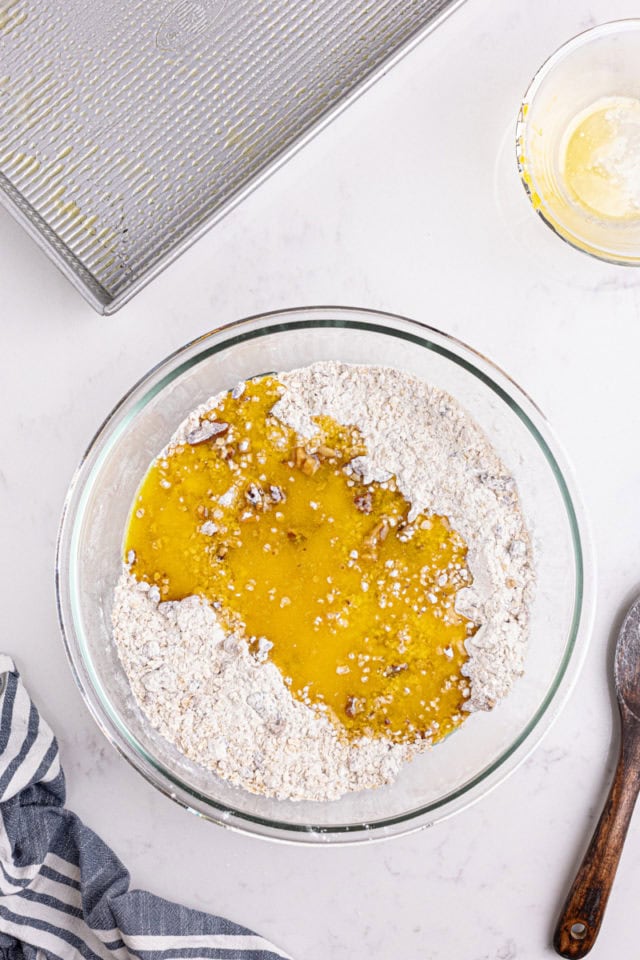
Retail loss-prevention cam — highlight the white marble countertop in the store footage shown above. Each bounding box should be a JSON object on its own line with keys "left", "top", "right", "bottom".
{"left": 3, "top": 1, "right": 640, "bottom": 957}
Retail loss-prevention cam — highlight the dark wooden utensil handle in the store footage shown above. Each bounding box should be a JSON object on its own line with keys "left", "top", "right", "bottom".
{"left": 554, "top": 707, "right": 640, "bottom": 958}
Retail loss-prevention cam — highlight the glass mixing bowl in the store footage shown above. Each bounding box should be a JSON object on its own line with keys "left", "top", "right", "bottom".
{"left": 56, "top": 307, "right": 594, "bottom": 843}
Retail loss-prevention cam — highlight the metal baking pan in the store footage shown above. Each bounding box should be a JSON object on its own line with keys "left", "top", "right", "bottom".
{"left": 0, "top": 0, "right": 464, "bottom": 313}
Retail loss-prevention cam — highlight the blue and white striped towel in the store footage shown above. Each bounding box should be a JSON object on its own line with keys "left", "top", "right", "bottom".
{"left": 0, "top": 656, "right": 292, "bottom": 960}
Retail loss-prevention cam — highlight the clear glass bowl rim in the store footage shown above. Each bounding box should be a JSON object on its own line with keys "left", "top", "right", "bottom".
{"left": 515, "top": 18, "right": 640, "bottom": 267}
{"left": 56, "top": 306, "right": 595, "bottom": 844}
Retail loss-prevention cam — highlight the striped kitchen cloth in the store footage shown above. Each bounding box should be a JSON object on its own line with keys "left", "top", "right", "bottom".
{"left": 0, "top": 656, "right": 291, "bottom": 960}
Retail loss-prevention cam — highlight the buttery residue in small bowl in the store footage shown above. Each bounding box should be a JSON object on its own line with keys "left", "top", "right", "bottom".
{"left": 112, "top": 362, "right": 534, "bottom": 801}
{"left": 561, "top": 96, "right": 640, "bottom": 221}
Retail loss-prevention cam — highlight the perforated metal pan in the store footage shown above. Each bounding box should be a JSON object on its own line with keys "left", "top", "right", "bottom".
{"left": 0, "top": 0, "right": 464, "bottom": 313}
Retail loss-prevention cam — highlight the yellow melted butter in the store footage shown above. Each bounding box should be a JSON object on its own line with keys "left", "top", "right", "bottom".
{"left": 125, "top": 376, "right": 478, "bottom": 744}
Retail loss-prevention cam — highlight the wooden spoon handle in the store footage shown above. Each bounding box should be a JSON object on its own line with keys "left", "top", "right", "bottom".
{"left": 554, "top": 716, "right": 640, "bottom": 958}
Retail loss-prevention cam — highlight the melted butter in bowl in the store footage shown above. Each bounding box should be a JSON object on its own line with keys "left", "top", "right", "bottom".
{"left": 125, "top": 375, "right": 476, "bottom": 746}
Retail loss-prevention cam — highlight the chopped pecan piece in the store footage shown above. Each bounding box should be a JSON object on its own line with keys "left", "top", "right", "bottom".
{"left": 186, "top": 419, "right": 229, "bottom": 445}
{"left": 374, "top": 519, "right": 390, "bottom": 542}
{"left": 362, "top": 518, "right": 390, "bottom": 559}
{"left": 245, "top": 482, "right": 263, "bottom": 506}
{"left": 316, "top": 444, "right": 340, "bottom": 461}
{"left": 286, "top": 529, "right": 306, "bottom": 544}
{"left": 384, "top": 663, "right": 408, "bottom": 677}
{"left": 345, "top": 696, "right": 361, "bottom": 718}
{"left": 354, "top": 492, "right": 373, "bottom": 514}
{"left": 268, "top": 484, "right": 286, "bottom": 504}
{"left": 293, "top": 446, "right": 320, "bottom": 476}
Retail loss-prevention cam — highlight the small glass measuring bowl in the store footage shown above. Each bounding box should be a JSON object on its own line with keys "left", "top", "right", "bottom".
{"left": 517, "top": 20, "right": 640, "bottom": 265}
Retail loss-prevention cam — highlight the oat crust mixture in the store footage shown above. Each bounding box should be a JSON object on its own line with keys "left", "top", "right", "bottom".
{"left": 112, "top": 361, "right": 535, "bottom": 801}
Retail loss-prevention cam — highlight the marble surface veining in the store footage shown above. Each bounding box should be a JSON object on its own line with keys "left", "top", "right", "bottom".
{"left": 2, "top": 1, "right": 640, "bottom": 958}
